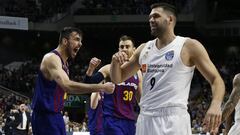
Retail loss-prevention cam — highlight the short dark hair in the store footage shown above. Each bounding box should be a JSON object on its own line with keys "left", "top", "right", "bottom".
{"left": 150, "top": 2, "right": 177, "bottom": 17}
{"left": 59, "top": 27, "right": 82, "bottom": 44}
{"left": 119, "top": 35, "right": 135, "bottom": 47}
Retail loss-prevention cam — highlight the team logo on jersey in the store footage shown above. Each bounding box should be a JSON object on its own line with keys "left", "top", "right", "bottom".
{"left": 141, "top": 64, "right": 147, "bottom": 73}
{"left": 165, "top": 50, "right": 174, "bottom": 61}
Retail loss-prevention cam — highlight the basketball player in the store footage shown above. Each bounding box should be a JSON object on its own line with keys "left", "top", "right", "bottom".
{"left": 31, "top": 27, "right": 114, "bottom": 135}
{"left": 85, "top": 57, "right": 104, "bottom": 135}
{"left": 88, "top": 92, "right": 104, "bottom": 135}
{"left": 110, "top": 3, "right": 225, "bottom": 135}
{"left": 222, "top": 73, "right": 240, "bottom": 135}
{"left": 85, "top": 35, "right": 142, "bottom": 135}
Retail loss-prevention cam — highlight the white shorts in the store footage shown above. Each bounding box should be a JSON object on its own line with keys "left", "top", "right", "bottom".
{"left": 228, "top": 122, "right": 240, "bottom": 135}
{"left": 136, "top": 107, "right": 192, "bottom": 135}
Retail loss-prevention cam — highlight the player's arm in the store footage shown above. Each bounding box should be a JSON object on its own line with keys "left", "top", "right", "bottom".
{"left": 135, "top": 70, "right": 143, "bottom": 103}
{"left": 224, "top": 112, "right": 234, "bottom": 135}
{"left": 185, "top": 39, "right": 225, "bottom": 133}
{"left": 43, "top": 54, "right": 114, "bottom": 94}
{"left": 87, "top": 65, "right": 111, "bottom": 109}
{"left": 84, "top": 57, "right": 103, "bottom": 109}
{"left": 90, "top": 92, "right": 101, "bottom": 109}
{"left": 222, "top": 74, "right": 240, "bottom": 121}
{"left": 99, "top": 64, "right": 110, "bottom": 78}
{"left": 111, "top": 43, "right": 145, "bottom": 84}
{"left": 85, "top": 64, "right": 110, "bottom": 84}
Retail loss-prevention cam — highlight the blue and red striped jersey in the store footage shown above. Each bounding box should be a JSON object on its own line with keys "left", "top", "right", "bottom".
{"left": 88, "top": 92, "right": 104, "bottom": 134}
{"left": 103, "top": 74, "right": 139, "bottom": 120}
{"left": 31, "top": 50, "right": 69, "bottom": 113}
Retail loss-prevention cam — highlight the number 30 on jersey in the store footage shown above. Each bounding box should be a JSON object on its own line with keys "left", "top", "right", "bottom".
{"left": 123, "top": 90, "right": 133, "bottom": 101}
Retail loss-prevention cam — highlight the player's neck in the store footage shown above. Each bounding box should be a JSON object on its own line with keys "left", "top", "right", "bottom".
{"left": 55, "top": 46, "right": 68, "bottom": 64}
{"left": 156, "top": 32, "right": 176, "bottom": 49}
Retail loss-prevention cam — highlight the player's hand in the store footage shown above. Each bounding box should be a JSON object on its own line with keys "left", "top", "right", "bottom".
{"left": 112, "top": 51, "right": 129, "bottom": 65}
{"left": 102, "top": 82, "right": 115, "bottom": 94}
{"left": 86, "top": 57, "right": 101, "bottom": 75}
{"left": 202, "top": 101, "right": 222, "bottom": 134}
{"left": 89, "top": 57, "right": 101, "bottom": 70}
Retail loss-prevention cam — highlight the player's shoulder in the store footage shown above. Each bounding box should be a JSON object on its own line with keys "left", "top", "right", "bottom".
{"left": 41, "top": 52, "right": 61, "bottom": 68}
{"left": 234, "top": 73, "right": 240, "bottom": 82}
{"left": 43, "top": 52, "right": 60, "bottom": 62}
{"left": 183, "top": 38, "right": 206, "bottom": 54}
{"left": 139, "top": 43, "right": 147, "bottom": 49}
{"left": 42, "top": 52, "right": 53, "bottom": 60}
{"left": 139, "top": 43, "right": 147, "bottom": 48}
{"left": 103, "top": 64, "right": 111, "bottom": 69}
{"left": 99, "top": 64, "right": 111, "bottom": 77}
{"left": 100, "top": 64, "right": 111, "bottom": 71}
{"left": 135, "top": 43, "right": 147, "bottom": 55}
{"left": 138, "top": 39, "right": 158, "bottom": 52}
{"left": 184, "top": 38, "right": 202, "bottom": 47}
{"left": 235, "top": 73, "right": 240, "bottom": 77}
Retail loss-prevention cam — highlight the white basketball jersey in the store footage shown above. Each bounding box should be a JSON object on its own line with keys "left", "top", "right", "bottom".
{"left": 139, "top": 36, "right": 195, "bottom": 111}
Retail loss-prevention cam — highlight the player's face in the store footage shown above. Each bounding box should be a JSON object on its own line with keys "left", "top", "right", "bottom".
{"left": 66, "top": 32, "right": 82, "bottom": 59}
{"left": 119, "top": 40, "right": 135, "bottom": 58}
{"left": 149, "top": 7, "right": 169, "bottom": 37}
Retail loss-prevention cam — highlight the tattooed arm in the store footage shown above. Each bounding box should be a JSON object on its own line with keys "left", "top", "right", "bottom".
{"left": 222, "top": 73, "right": 240, "bottom": 122}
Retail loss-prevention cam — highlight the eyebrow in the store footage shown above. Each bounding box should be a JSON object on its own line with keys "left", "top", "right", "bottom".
{"left": 149, "top": 12, "right": 161, "bottom": 18}
{"left": 120, "top": 44, "right": 131, "bottom": 47}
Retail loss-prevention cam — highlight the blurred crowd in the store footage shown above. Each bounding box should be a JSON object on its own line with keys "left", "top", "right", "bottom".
{"left": 76, "top": 0, "right": 194, "bottom": 15}
{"left": 0, "top": 0, "right": 239, "bottom": 23}
{"left": 0, "top": 94, "right": 88, "bottom": 135}
{"left": 0, "top": 0, "right": 75, "bottom": 22}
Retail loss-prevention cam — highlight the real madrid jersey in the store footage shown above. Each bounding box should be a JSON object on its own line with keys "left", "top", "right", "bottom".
{"left": 138, "top": 36, "right": 195, "bottom": 111}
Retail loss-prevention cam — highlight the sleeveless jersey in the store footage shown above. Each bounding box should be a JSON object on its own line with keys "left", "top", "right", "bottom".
{"left": 103, "top": 75, "right": 139, "bottom": 120}
{"left": 139, "top": 36, "right": 195, "bottom": 111}
{"left": 88, "top": 93, "right": 104, "bottom": 134}
{"left": 31, "top": 50, "right": 69, "bottom": 113}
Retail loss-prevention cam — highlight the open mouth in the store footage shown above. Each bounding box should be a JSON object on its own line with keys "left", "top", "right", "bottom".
{"left": 73, "top": 48, "right": 79, "bottom": 53}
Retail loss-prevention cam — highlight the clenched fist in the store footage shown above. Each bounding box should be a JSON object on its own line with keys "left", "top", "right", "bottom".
{"left": 102, "top": 82, "right": 115, "bottom": 94}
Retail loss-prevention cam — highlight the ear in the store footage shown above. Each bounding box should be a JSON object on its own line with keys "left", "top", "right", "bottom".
{"left": 62, "top": 38, "right": 68, "bottom": 45}
{"left": 168, "top": 15, "right": 173, "bottom": 23}
{"left": 169, "top": 15, "right": 176, "bottom": 25}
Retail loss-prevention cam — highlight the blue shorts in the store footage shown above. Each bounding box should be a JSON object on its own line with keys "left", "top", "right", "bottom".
{"left": 104, "top": 116, "right": 136, "bottom": 135}
{"left": 31, "top": 111, "right": 66, "bottom": 135}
